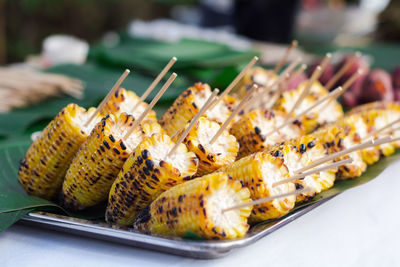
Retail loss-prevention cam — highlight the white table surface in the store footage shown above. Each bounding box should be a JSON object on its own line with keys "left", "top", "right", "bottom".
{"left": 1, "top": 160, "right": 400, "bottom": 267}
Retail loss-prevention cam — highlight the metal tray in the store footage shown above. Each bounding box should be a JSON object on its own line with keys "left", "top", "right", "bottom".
{"left": 18, "top": 196, "right": 333, "bottom": 259}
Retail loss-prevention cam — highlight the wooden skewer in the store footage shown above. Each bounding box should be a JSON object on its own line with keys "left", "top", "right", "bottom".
{"left": 167, "top": 89, "right": 220, "bottom": 157}
{"left": 222, "top": 186, "right": 312, "bottom": 213}
{"left": 280, "top": 63, "right": 307, "bottom": 90}
{"left": 364, "top": 117, "right": 400, "bottom": 139}
{"left": 124, "top": 73, "right": 177, "bottom": 140}
{"left": 286, "top": 66, "right": 322, "bottom": 117}
{"left": 266, "top": 86, "right": 343, "bottom": 137}
{"left": 273, "top": 40, "right": 298, "bottom": 74}
{"left": 264, "top": 58, "right": 302, "bottom": 108}
{"left": 209, "top": 84, "right": 258, "bottom": 145}
{"left": 294, "top": 136, "right": 392, "bottom": 174}
{"left": 130, "top": 57, "right": 177, "bottom": 114}
{"left": 325, "top": 52, "right": 361, "bottom": 91}
{"left": 209, "top": 56, "right": 258, "bottom": 110}
{"left": 382, "top": 125, "right": 400, "bottom": 134}
{"left": 272, "top": 158, "right": 353, "bottom": 187}
{"left": 85, "top": 69, "right": 130, "bottom": 127}
{"left": 319, "top": 69, "right": 363, "bottom": 113}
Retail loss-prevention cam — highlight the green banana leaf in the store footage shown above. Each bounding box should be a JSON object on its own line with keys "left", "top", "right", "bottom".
{"left": 0, "top": 135, "right": 398, "bottom": 232}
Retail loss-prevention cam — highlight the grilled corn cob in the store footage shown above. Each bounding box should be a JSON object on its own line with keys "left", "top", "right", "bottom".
{"left": 133, "top": 172, "right": 252, "bottom": 239}
{"left": 273, "top": 80, "right": 344, "bottom": 129}
{"left": 232, "top": 67, "right": 277, "bottom": 99}
{"left": 270, "top": 135, "right": 337, "bottom": 203}
{"left": 61, "top": 113, "right": 160, "bottom": 210}
{"left": 219, "top": 152, "right": 295, "bottom": 223}
{"left": 230, "top": 109, "right": 303, "bottom": 158}
{"left": 315, "top": 119, "right": 367, "bottom": 179}
{"left": 100, "top": 87, "right": 157, "bottom": 123}
{"left": 18, "top": 103, "right": 101, "bottom": 200}
{"left": 173, "top": 116, "right": 239, "bottom": 176}
{"left": 106, "top": 133, "right": 198, "bottom": 226}
{"left": 159, "top": 82, "right": 237, "bottom": 136}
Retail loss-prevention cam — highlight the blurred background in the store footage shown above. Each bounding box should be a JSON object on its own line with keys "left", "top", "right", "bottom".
{"left": 0, "top": 0, "right": 398, "bottom": 64}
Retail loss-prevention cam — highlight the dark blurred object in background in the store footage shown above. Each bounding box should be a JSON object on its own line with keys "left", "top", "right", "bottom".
{"left": 377, "top": 0, "right": 400, "bottom": 42}
{"left": 0, "top": 0, "right": 169, "bottom": 64}
{"left": 233, "top": 0, "right": 299, "bottom": 43}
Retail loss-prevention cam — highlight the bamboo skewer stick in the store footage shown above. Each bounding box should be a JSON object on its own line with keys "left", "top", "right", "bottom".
{"left": 264, "top": 58, "right": 302, "bottom": 108}
{"left": 273, "top": 40, "right": 298, "bottom": 74}
{"left": 124, "top": 73, "right": 177, "bottom": 139}
{"left": 294, "top": 136, "right": 392, "bottom": 174}
{"left": 85, "top": 69, "right": 130, "bottom": 127}
{"left": 272, "top": 158, "right": 353, "bottom": 187}
{"left": 209, "top": 56, "right": 258, "bottom": 110}
{"left": 266, "top": 86, "right": 343, "bottom": 137}
{"left": 325, "top": 52, "right": 361, "bottom": 91}
{"left": 209, "top": 84, "right": 258, "bottom": 145}
{"left": 285, "top": 53, "right": 331, "bottom": 117}
{"left": 130, "top": 57, "right": 177, "bottom": 114}
{"left": 280, "top": 64, "right": 307, "bottom": 90}
{"left": 167, "top": 89, "right": 220, "bottom": 157}
{"left": 318, "top": 69, "right": 363, "bottom": 114}
{"left": 364, "top": 117, "right": 400, "bottom": 139}
{"left": 222, "top": 186, "right": 312, "bottom": 213}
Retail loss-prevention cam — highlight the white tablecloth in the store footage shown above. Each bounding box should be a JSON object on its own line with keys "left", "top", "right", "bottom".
{"left": 1, "top": 160, "right": 400, "bottom": 267}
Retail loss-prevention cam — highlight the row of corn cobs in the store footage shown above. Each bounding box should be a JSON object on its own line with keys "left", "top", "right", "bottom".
{"left": 18, "top": 67, "right": 400, "bottom": 240}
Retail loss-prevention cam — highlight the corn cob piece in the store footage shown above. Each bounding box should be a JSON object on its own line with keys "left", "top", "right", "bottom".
{"left": 18, "top": 103, "right": 101, "bottom": 200}
{"left": 100, "top": 87, "right": 157, "bottom": 123}
{"left": 159, "top": 82, "right": 237, "bottom": 136}
{"left": 232, "top": 67, "right": 277, "bottom": 99}
{"left": 61, "top": 113, "right": 158, "bottom": 210}
{"left": 316, "top": 118, "right": 367, "bottom": 179}
{"left": 272, "top": 80, "right": 344, "bottom": 129}
{"left": 106, "top": 133, "right": 198, "bottom": 226}
{"left": 133, "top": 172, "right": 252, "bottom": 239}
{"left": 230, "top": 109, "right": 303, "bottom": 158}
{"left": 219, "top": 152, "right": 295, "bottom": 223}
{"left": 173, "top": 116, "right": 239, "bottom": 176}
{"left": 269, "top": 135, "right": 337, "bottom": 203}
{"left": 346, "top": 101, "right": 400, "bottom": 116}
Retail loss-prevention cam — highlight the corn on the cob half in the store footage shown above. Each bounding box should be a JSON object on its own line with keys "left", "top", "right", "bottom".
{"left": 273, "top": 80, "right": 344, "bottom": 129}
{"left": 270, "top": 135, "right": 337, "bottom": 203}
{"left": 316, "top": 119, "right": 367, "bottom": 179}
{"left": 219, "top": 152, "right": 295, "bottom": 223}
{"left": 230, "top": 109, "right": 303, "bottom": 158}
{"left": 173, "top": 116, "right": 239, "bottom": 176}
{"left": 18, "top": 103, "right": 101, "bottom": 200}
{"left": 159, "top": 82, "right": 236, "bottom": 136}
{"left": 232, "top": 67, "right": 277, "bottom": 99}
{"left": 61, "top": 113, "right": 156, "bottom": 210}
{"left": 106, "top": 133, "right": 198, "bottom": 226}
{"left": 100, "top": 87, "right": 157, "bottom": 123}
{"left": 133, "top": 172, "right": 252, "bottom": 239}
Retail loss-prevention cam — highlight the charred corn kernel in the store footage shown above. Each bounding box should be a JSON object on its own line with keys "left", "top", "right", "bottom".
{"left": 232, "top": 67, "right": 277, "bottom": 99}
{"left": 106, "top": 133, "right": 198, "bottom": 226}
{"left": 273, "top": 80, "right": 343, "bottom": 129}
{"left": 159, "top": 82, "right": 236, "bottom": 136}
{"left": 270, "top": 135, "right": 337, "bottom": 203}
{"left": 173, "top": 117, "right": 239, "bottom": 176}
{"left": 61, "top": 113, "right": 151, "bottom": 210}
{"left": 230, "top": 109, "right": 303, "bottom": 158}
{"left": 100, "top": 87, "right": 157, "bottom": 123}
{"left": 18, "top": 104, "right": 101, "bottom": 200}
{"left": 133, "top": 172, "right": 252, "bottom": 239}
{"left": 219, "top": 152, "right": 295, "bottom": 223}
